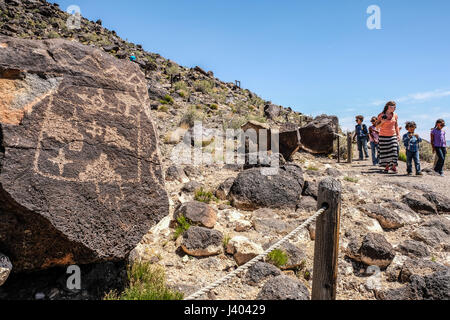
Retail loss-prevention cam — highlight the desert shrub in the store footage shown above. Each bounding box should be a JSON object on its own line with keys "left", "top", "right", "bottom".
{"left": 344, "top": 176, "right": 359, "bottom": 183}
{"left": 223, "top": 234, "right": 231, "bottom": 248}
{"left": 193, "top": 80, "right": 214, "bottom": 94}
{"left": 104, "top": 262, "right": 183, "bottom": 300}
{"left": 194, "top": 188, "right": 216, "bottom": 204}
{"left": 267, "top": 249, "right": 288, "bottom": 268}
{"left": 47, "top": 31, "right": 60, "bottom": 39}
{"left": 157, "top": 105, "right": 169, "bottom": 113}
{"left": 180, "top": 108, "right": 205, "bottom": 127}
{"left": 160, "top": 94, "right": 174, "bottom": 105}
{"left": 223, "top": 116, "right": 247, "bottom": 130}
{"left": 173, "top": 215, "right": 191, "bottom": 239}
{"left": 174, "top": 81, "right": 188, "bottom": 92}
{"left": 307, "top": 166, "right": 319, "bottom": 171}
{"left": 166, "top": 64, "right": 179, "bottom": 76}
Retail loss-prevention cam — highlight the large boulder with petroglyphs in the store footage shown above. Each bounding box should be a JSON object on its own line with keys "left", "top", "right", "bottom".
{"left": 0, "top": 36, "right": 168, "bottom": 272}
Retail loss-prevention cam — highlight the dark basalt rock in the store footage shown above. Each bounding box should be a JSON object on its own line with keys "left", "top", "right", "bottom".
{"left": 423, "top": 192, "right": 450, "bottom": 213}
{"left": 264, "top": 104, "right": 281, "bottom": 119}
{"left": 359, "top": 233, "right": 395, "bottom": 269}
{"left": 257, "top": 275, "right": 310, "bottom": 300}
{"left": 396, "top": 240, "right": 430, "bottom": 258}
{"left": 377, "top": 268, "right": 450, "bottom": 300}
{"left": 245, "top": 262, "right": 281, "bottom": 286}
{"left": 0, "top": 36, "right": 168, "bottom": 272}
{"left": 181, "top": 227, "right": 223, "bottom": 257}
{"left": 402, "top": 193, "right": 438, "bottom": 215}
{"left": 299, "top": 115, "right": 338, "bottom": 155}
{"left": 228, "top": 164, "right": 304, "bottom": 211}
{"left": 172, "top": 201, "right": 217, "bottom": 229}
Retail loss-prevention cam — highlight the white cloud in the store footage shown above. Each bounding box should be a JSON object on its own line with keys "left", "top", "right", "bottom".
{"left": 369, "top": 89, "right": 450, "bottom": 107}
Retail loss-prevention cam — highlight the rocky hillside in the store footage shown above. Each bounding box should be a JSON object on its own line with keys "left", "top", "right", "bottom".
{"left": 0, "top": 0, "right": 448, "bottom": 302}
{"left": 0, "top": 0, "right": 314, "bottom": 142}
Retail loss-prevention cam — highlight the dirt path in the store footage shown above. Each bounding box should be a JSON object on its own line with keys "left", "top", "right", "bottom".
{"left": 342, "top": 157, "right": 450, "bottom": 196}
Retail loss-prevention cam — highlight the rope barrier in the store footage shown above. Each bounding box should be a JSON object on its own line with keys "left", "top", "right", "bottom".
{"left": 334, "top": 133, "right": 347, "bottom": 139}
{"left": 184, "top": 206, "right": 328, "bottom": 300}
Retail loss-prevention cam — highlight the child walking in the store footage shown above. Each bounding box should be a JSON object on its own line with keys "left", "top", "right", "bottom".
{"left": 403, "top": 121, "right": 422, "bottom": 176}
{"left": 431, "top": 119, "right": 447, "bottom": 177}
{"left": 369, "top": 116, "right": 380, "bottom": 165}
{"left": 353, "top": 115, "right": 369, "bottom": 161}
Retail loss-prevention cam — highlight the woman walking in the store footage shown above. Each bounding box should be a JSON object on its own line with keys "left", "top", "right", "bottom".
{"left": 376, "top": 101, "right": 400, "bottom": 173}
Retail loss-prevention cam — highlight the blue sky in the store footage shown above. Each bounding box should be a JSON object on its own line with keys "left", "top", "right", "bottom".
{"left": 53, "top": 0, "right": 450, "bottom": 139}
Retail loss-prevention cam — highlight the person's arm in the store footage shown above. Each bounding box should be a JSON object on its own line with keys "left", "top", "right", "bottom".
{"left": 395, "top": 115, "right": 400, "bottom": 140}
{"left": 431, "top": 132, "right": 435, "bottom": 153}
{"left": 403, "top": 134, "right": 409, "bottom": 148}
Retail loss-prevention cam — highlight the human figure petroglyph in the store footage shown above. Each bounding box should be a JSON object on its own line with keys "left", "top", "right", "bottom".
{"left": 48, "top": 149, "right": 73, "bottom": 175}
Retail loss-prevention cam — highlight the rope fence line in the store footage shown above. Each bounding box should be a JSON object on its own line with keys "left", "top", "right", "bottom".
{"left": 334, "top": 133, "right": 347, "bottom": 139}
{"left": 184, "top": 205, "right": 328, "bottom": 301}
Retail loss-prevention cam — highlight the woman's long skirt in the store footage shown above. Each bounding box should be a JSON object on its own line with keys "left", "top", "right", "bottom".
{"left": 379, "top": 135, "right": 399, "bottom": 167}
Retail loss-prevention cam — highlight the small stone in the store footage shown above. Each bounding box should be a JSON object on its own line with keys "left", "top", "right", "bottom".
{"left": 235, "top": 219, "right": 253, "bottom": 232}
{"left": 181, "top": 181, "right": 202, "bottom": 193}
{"left": 173, "top": 201, "right": 217, "bottom": 229}
{"left": 226, "top": 236, "right": 264, "bottom": 266}
{"left": 215, "top": 178, "right": 235, "bottom": 200}
{"left": 256, "top": 275, "right": 310, "bottom": 300}
{"left": 184, "top": 165, "right": 201, "bottom": 178}
{"left": 360, "top": 233, "right": 395, "bottom": 269}
{"left": 396, "top": 240, "right": 430, "bottom": 258}
{"left": 264, "top": 241, "right": 306, "bottom": 270}
{"left": 296, "top": 196, "right": 317, "bottom": 213}
{"left": 245, "top": 262, "right": 281, "bottom": 285}
{"left": 166, "top": 165, "right": 188, "bottom": 183}
{"left": 181, "top": 227, "right": 223, "bottom": 257}
{"left": 253, "top": 217, "right": 292, "bottom": 235}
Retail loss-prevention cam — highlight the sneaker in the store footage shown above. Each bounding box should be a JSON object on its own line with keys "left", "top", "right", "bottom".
{"left": 440, "top": 173, "right": 445, "bottom": 177}
{"left": 384, "top": 165, "right": 390, "bottom": 173}
{"left": 416, "top": 172, "right": 423, "bottom": 176}
{"left": 407, "top": 172, "right": 412, "bottom": 176}
{"left": 391, "top": 165, "right": 398, "bottom": 173}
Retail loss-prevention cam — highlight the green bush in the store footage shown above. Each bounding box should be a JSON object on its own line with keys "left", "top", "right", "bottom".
{"left": 157, "top": 105, "right": 169, "bottom": 113}
{"left": 194, "top": 80, "right": 214, "bottom": 94}
{"left": 267, "top": 249, "right": 288, "bottom": 268}
{"left": 194, "top": 188, "right": 216, "bottom": 204}
{"left": 104, "top": 262, "right": 183, "bottom": 300}
{"left": 173, "top": 215, "right": 191, "bottom": 239}
{"left": 166, "top": 64, "right": 179, "bottom": 76}
{"left": 174, "top": 81, "right": 188, "bottom": 92}
{"left": 306, "top": 166, "right": 319, "bottom": 171}
{"left": 180, "top": 108, "right": 205, "bottom": 127}
{"left": 160, "top": 94, "right": 174, "bottom": 105}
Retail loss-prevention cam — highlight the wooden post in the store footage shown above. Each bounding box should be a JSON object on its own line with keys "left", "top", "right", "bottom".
{"left": 312, "top": 178, "right": 342, "bottom": 300}
{"left": 347, "top": 132, "right": 353, "bottom": 163}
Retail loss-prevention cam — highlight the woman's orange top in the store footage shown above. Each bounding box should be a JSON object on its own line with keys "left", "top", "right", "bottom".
{"left": 377, "top": 112, "right": 398, "bottom": 137}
